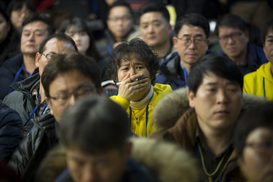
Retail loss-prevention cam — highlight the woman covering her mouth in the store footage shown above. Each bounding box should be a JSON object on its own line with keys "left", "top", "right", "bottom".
{"left": 107, "top": 38, "right": 172, "bottom": 137}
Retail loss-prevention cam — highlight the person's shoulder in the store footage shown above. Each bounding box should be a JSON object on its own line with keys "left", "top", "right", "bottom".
{"left": 0, "top": 101, "right": 21, "bottom": 126}
{"left": 123, "top": 158, "right": 156, "bottom": 182}
{"left": 153, "top": 83, "right": 173, "bottom": 94}
{"left": 1, "top": 53, "right": 23, "bottom": 70}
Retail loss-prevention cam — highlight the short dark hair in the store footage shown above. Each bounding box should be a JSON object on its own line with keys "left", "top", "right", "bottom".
{"left": 174, "top": 13, "right": 210, "bottom": 38}
{"left": 59, "top": 95, "right": 129, "bottom": 153}
{"left": 42, "top": 52, "right": 102, "bottom": 98}
{"left": 188, "top": 54, "right": 243, "bottom": 95}
{"left": 59, "top": 17, "right": 103, "bottom": 61}
{"left": 139, "top": 2, "right": 170, "bottom": 22}
{"left": 234, "top": 102, "right": 273, "bottom": 158}
{"left": 107, "top": 0, "right": 133, "bottom": 19}
{"left": 38, "top": 32, "right": 78, "bottom": 53}
{"left": 22, "top": 13, "right": 56, "bottom": 36}
{"left": 6, "top": 0, "right": 36, "bottom": 17}
{"left": 261, "top": 18, "right": 273, "bottom": 45}
{"left": 107, "top": 38, "right": 159, "bottom": 83}
{"left": 215, "top": 14, "right": 247, "bottom": 37}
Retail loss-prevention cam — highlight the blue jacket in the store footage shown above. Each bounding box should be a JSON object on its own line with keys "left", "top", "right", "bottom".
{"left": 0, "top": 54, "right": 25, "bottom": 100}
{"left": 156, "top": 50, "right": 213, "bottom": 90}
{"left": 217, "top": 43, "right": 268, "bottom": 75}
{"left": 0, "top": 101, "right": 22, "bottom": 161}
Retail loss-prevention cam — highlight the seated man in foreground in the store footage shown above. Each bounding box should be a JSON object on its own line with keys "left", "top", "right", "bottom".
{"left": 8, "top": 53, "right": 103, "bottom": 181}
{"left": 57, "top": 95, "right": 155, "bottom": 182}
{"left": 158, "top": 54, "right": 246, "bottom": 181}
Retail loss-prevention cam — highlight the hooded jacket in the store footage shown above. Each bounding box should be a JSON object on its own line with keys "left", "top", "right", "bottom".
{"left": 3, "top": 73, "right": 41, "bottom": 135}
{"left": 111, "top": 84, "right": 172, "bottom": 137}
{"left": 243, "top": 62, "right": 273, "bottom": 101}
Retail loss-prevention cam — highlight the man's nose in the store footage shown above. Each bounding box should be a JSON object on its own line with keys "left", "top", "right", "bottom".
{"left": 216, "top": 90, "right": 228, "bottom": 104}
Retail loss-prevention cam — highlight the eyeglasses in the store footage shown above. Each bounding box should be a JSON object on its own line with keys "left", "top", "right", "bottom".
{"left": 245, "top": 141, "right": 273, "bottom": 157}
{"left": 218, "top": 32, "right": 243, "bottom": 43}
{"left": 41, "top": 52, "right": 56, "bottom": 59}
{"left": 108, "top": 16, "right": 132, "bottom": 22}
{"left": 177, "top": 37, "right": 206, "bottom": 47}
{"left": 49, "top": 87, "right": 96, "bottom": 105}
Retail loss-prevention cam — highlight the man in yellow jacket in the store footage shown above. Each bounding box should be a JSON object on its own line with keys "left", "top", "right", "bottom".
{"left": 243, "top": 18, "right": 273, "bottom": 101}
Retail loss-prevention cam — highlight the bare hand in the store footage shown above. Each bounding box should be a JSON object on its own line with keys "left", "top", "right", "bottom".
{"left": 117, "top": 73, "right": 149, "bottom": 101}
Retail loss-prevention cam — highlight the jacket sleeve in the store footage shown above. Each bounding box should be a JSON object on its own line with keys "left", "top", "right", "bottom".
{"left": 0, "top": 103, "right": 23, "bottom": 161}
{"left": 110, "top": 95, "right": 130, "bottom": 111}
{"left": 7, "top": 125, "right": 45, "bottom": 176}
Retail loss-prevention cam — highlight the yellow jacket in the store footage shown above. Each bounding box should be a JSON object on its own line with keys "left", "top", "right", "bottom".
{"left": 111, "top": 84, "right": 172, "bottom": 137}
{"left": 243, "top": 62, "right": 273, "bottom": 101}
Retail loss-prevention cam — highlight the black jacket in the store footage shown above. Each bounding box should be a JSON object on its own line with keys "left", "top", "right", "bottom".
{"left": 0, "top": 53, "right": 25, "bottom": 100}
{"left": 3, "top": 73, "right": 40, "bottom": 135}
{"left": 0, "top": 101, "right": 22, "bottom": 161}
{"left": 8, "top": 113, "right": 58, "bottom": 182}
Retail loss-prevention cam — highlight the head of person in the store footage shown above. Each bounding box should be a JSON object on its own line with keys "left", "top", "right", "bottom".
{"left": 215, "top": 14, "right": 249, "bottom": 59}
{"left": 0, "top": 8, "right": 11, "bottom": 44}
{"left": 20, "top": 14, "right": 56, "bottom": 56}
{"left": 106, "top": 1, "right": 133, "bottom": 41}
{"left": 261, "top": 18, "right": 273, "bottom": 66}
{"left": 107, "top": 38, "right": 159, "bottom": 99}
{"left": 36, "top": 32, "right": 78, "bottom": 76}
{"left": 59, "top": 17, "right": 102, "bottom": 60}
{"left": 59, "top": 95, "right": 131, "bottom": 182}
{"left": 6, "top": 0, "right": 36, "bottom": 31}
{"left": 41, "top": 52, "right": 103, "bottom": 122}
{"left": 139, "top": 2, "right": 172, "bottom": 49}
{"left": 234, "top": 102, "right": 273, "bottom": 182}
{"left": 173, "top": 13, "right": 210, "bottom": 70}
{"left": 187, "top": 54, "right": 243, "bottom": 132}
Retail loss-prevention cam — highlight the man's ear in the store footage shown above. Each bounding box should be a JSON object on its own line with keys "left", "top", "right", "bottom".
{"left": 188, "top": 90, "right": 195, "bottom": 108}
{"left": 46, "top": 98, "right": 54, "bottom": 116}
{"left": 205, "top": 39, "right": 210, "bottom": 48}
{"left": 244, "top": 31, "right": 249, "bottom": 42}
{"left": 173, "top": 37, "right": 178, "bottom": 49}
{"left": 35, "top": 52, "right": 41, "bottom": 67}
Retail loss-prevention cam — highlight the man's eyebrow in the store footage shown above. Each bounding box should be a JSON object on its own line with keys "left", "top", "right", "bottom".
{"left": 182, "top": 34, "right": 204, "bottom": 37}
{"left": 141, "top": 19, "right": 161, "bottom": 24}
{"left": 267, "top": 35, "right": 273, "bottom": 39}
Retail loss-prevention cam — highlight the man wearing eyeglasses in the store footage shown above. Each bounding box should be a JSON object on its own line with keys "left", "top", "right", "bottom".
{"left": 8, "top": 52, "right": 103, "bottom": 182}
{"left": 0, "top": 14, "right": 55, "bottom": 100}
{"left": 215, "top": 14, "right": 268, "bottom": 76}
{"left": 3, "top": 33, "right": 77, "bottom": 136}
{"left": 155, "top": 13, "right": 210, "bottom": 90}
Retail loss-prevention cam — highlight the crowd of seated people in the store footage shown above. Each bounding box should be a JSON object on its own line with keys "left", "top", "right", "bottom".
{"left": 0, "top": 0, "right": 273, "bottom": 182}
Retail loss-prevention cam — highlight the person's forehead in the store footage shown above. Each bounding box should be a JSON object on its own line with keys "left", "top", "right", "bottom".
{"left": 109, "top": 6, "right": 131, "bottom": 16}
{"left": 66, "top": 25, "right": 85, "bottom": 32}
{"left": 44, "top": 39, "right": 75, "bottom": 52}
{"left": 23, "top": 21, "right": 48, "bottom": 31}
{"left": 246, "top": 127, "right": 273, "bottom": 142}
{"left": 218, "top": 26, "right": 242, "bottom": 34}
{"left": 199, "top": 71, "right": 239, "bottom": 86}
{"left": 179, "top": 24, "right": 206, "bottom": 36}
{"left": 49, "top": 70, "right": 94, "bottom": 90}
{"left": 140, "top": 11, "right": 166, "bottom": 22}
